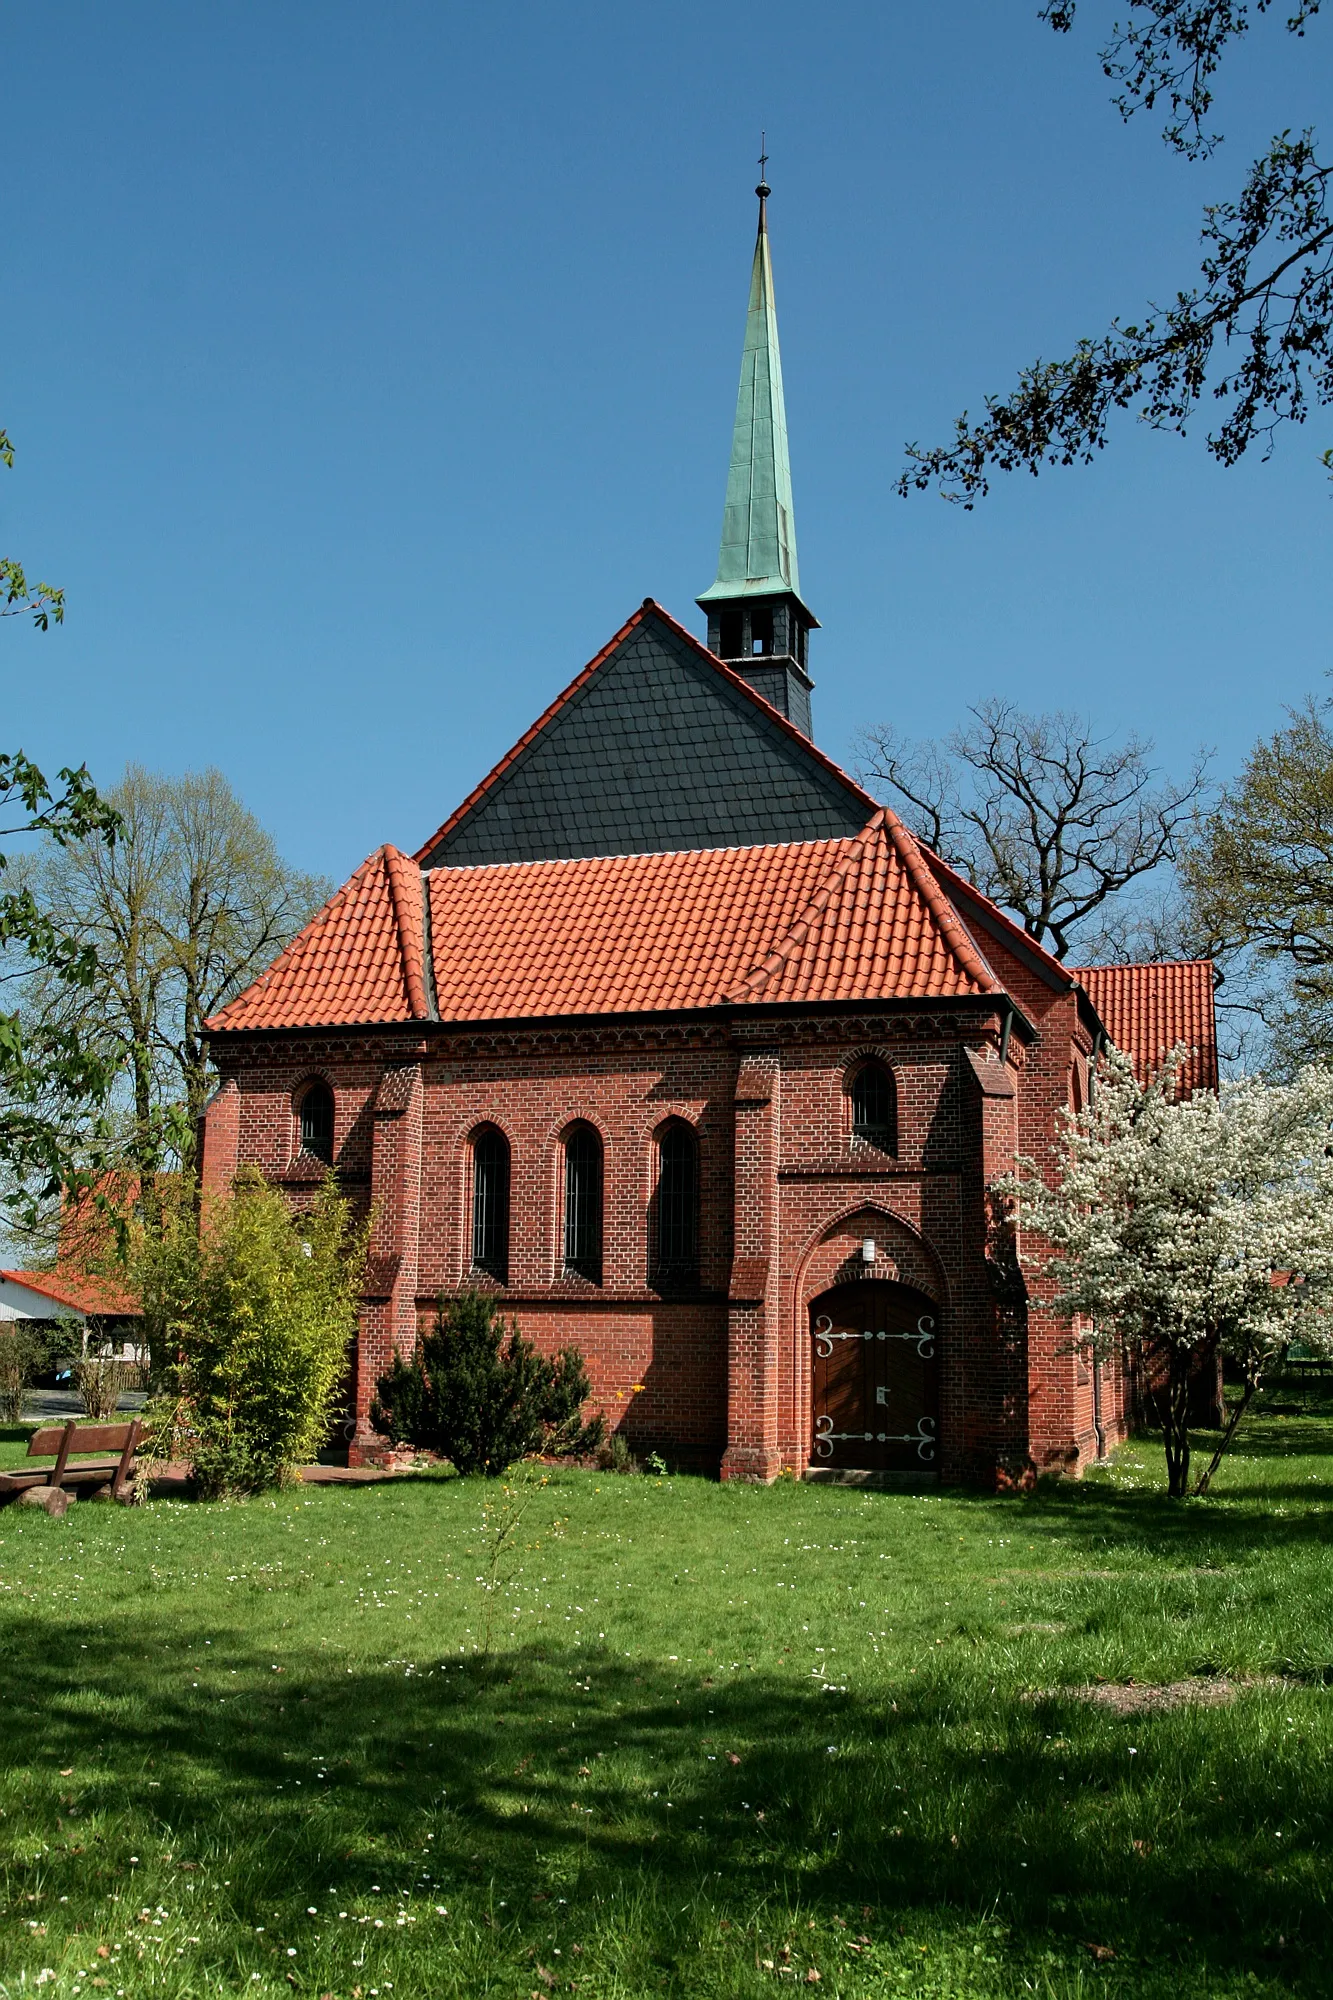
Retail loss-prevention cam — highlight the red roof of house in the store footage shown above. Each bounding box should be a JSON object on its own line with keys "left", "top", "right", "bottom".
{"left": 210, "top": 810, "right": 1005, "bottom": 1034}
{"left": 1, "top": 1268, "right": 140, "bottom": 1317}
{"left": 1070, "top": 960, "right": 1218, "bottom": 1094}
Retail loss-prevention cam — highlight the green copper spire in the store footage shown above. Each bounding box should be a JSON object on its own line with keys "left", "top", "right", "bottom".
{"left": 698, "top": 179, "right": 804, "bottom": 606}
{"left": 697, "top": 169, "right": 818, "bottom": 737}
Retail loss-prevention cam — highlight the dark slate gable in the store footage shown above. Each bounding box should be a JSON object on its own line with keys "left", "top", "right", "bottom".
{"left": 421, "top": 605, "right": 873, "bottom": 868}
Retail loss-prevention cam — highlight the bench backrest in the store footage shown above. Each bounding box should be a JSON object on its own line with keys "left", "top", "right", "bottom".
{"left": 27, "top": 1421, "right": 139, "bottom": 1458}
{"left": 24, "top": 1418, "right": 145, "bottom": 1497}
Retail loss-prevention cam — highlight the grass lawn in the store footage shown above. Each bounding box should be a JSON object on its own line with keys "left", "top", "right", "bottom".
{"left": 2, "top": 1385, "right": 1332, "bottom": 1999}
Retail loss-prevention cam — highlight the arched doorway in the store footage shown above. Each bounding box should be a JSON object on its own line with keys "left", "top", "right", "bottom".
{"left": 809, "top": 1281, "right": 939, "bottom": 1474}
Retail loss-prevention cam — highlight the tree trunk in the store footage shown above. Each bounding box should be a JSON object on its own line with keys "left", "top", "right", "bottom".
{"left": 180, "top": 878, "right": 209, "bottom": 1165}
{"left": 129, "top": 1032, "right": 160, "bottom": 1235}
{"left": 1161, "top": 1348, "right": 1192, "bottom": 1498}
{"left": 1193, "top": 1377, "right": 1258, "bottom": 1496}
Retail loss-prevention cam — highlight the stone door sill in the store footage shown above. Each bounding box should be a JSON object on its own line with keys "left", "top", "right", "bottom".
{"left": 804, "top": 1467, "right": 939, "bottom": 1489}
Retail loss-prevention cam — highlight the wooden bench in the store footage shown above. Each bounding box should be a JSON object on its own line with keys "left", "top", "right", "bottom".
{"left": 0, "top": 1419, "right": 146, "bottom": 1517}
{"left": 1284, "top": 1342, "right": 1333, "bottom": 1377}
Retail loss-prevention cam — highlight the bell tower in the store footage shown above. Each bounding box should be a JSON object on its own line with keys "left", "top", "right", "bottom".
{"left": 698, "top": 170, "right": 819, "bottom": 737}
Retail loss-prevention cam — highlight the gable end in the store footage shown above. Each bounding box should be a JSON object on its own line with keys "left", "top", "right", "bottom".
{"left": 418, "top": 602, "right": 874, "bottom": 868}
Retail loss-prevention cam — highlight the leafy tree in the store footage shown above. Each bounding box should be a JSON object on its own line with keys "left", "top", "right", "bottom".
{"left": 1004, "top": 1048, "right": 1333, "bottom": 1496}
{"left": 1182, "top": 696, "right": 1333, "bottom": 1066}
{"left": 137, "top": 1168, "right": 366, "bottom": 1498}
{"left": 859, "top": 699, "right": 1207, "bottom": 958}
{"left": 17, "top": 765, "right": 330, "bottom": 1224}
{"left": 372, "top": 1290, "right": 605, "bottom": 1477}
{"left": 1, "top": 424, "right": 64, "bottom": 631}
{"left": 1, "top": 423, "right": 120, "bottom": 1229}
{"left": 900, "top": 3, "right": 1333, "bottom": 504}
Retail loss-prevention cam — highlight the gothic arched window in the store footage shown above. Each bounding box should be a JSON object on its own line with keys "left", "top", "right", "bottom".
{"left": 471, "top": 1126, "right": 510, "bottom": 1281}
{"left": 563, "top": 1123, "right": 602, "bottom": 1281}
{"left": 849, "top": 1060, "right": 896, "bottom": 1152}
{"left": 299, "top": 1080, "right": 334, "bottom": 1164}
{"left": 652, "top": 1121, "right": 698, "bottom": 1285}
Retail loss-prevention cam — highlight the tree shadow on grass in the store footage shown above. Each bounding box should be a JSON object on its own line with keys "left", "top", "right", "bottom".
{"left": 5, "top": 1616, "right": 1332, "bottom": 1994}
{"left": 946, "top": 1476, "right": 1333, "bottom": 1568}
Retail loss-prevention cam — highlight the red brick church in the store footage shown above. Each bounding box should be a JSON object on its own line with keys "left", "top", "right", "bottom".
{"left": 202, "top": 181, "right": 1216, "bottom": 1485}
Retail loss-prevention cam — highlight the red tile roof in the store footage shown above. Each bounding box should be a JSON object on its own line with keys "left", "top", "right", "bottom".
{"left": 410, "top": 599, "right": 879, "bottom": 865}
{"left": 431, "top": 811, "right": 999, "bottom": 1020}
{"left": 211, "top": 845, "right": 426, "bottom": 1032}
{"left": 209, "top": 811, "right": 1002, "bottom": 1034}
{"left": 1070, "top": 960, "right": 1219, "bottom": 1095}
{"left": 2, "top": 1268, "right": 140, "bottom": 1317}
{"left": 731, "top": 812, "right": 999, "bottom": 1005}
{"left": 923, "top": 851, "right": 1075, "bottom": 993}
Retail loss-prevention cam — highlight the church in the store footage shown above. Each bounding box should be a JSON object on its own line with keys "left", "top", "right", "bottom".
{"left": 202, "top": 180, "right": 1217, "bottom": 1485}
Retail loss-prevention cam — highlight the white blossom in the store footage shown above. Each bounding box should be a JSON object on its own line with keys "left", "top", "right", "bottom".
{"left": 1001, "top": 1048, "right": 1333, "bottom": 1492}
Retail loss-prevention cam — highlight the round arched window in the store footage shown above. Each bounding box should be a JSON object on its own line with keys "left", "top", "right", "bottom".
{"left": 653, "top": 1121, "right": 699, "bottom": 1284}
{"left": 471, "top": 1126, "right": 510, "bottom": 1281}
{"left": 299, "top": 1080, "right": 335, "bottom": 1164}
{"left": 849, "top": 1060, "right": 896, "bottom": 1152}
{"left": 563, "top": 1123, "right": 603, "bottom": 1281}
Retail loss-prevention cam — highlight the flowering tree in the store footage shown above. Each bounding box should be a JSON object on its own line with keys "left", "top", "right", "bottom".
{"left": 1005, "top": 1050, "right": 1333, "bottom": 1496}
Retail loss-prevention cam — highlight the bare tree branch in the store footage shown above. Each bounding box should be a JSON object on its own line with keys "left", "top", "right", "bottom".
{"left": 858, "top": 700, "right": 1210, "bottom": 958}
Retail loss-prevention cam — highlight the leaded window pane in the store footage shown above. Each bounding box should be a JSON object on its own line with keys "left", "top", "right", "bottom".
{"left": 300, "top": 1082, "right": 334, "bottom": 1164}
{"left": 654, "top": 1123, "right": 698, "bottom": 1279}
{"left": 472, "top": 1128, "right": 510, "bottom": 1279}
{"left": 564, "top": 1124, "right": 602, "bottom": 1279}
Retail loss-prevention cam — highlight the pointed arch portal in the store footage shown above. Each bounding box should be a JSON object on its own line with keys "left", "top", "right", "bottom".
{"left": 809, "top": 1280, "right": 939, "bottom": 1474}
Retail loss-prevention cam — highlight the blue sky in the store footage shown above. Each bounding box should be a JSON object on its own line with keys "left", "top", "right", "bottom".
{"left": 4, "top": 1, "right": 1330, "bottom": 884}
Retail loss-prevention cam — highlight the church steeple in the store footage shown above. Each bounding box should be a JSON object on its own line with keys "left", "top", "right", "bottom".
{"left": 698, "top": 168, "right": 819, "bottom": 738}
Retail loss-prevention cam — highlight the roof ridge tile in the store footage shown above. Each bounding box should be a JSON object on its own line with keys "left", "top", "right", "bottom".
{"left": 383, "top": 845, "right": 430, "bottom": 1021}
{"left": 208, "top": 844, "right": 417, "bottom": 1033}
{"left": 877, "top": 811, "right": 1002, "bottom": 995}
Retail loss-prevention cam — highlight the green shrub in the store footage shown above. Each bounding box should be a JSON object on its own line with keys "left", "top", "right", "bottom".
{"left": 0, "top": 1319, "right": 77, "bottom": 1423}
{"left": 137, "top": 1168, "right": 366, "bottom": 1498}
{"left": 74, "top": 1347, "right": 126, "bottom": 1421}
{"left": 371, "top": 1290, "right": 603, "bottom": 1477}
{"left": 597, "top": 1431, "right": 640, "bottom": 1475}
{"left": 0, "top": 1324, "right": 49, "bottom": 1423}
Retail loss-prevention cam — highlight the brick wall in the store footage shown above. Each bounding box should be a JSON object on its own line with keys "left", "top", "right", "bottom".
{"left": 969, "top": 935, "right": 1133, "bottom": 1475}
{"left": 205, "top": 988, "right": 1098, "bottom": 1484}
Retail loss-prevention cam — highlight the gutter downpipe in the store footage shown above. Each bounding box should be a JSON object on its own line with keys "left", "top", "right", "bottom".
{"left": 1086, "top": 1020, "right": 1106, "bottom": 1455}
{"left": 1088, "top": 1016, "right": 1104, "bottom": 1456}
{"left": 999, "top": 1002, "right": 1015, "bottom": 1068}
{"left": 1092, "top": 1341, "right": 1106, "bottom": 1460}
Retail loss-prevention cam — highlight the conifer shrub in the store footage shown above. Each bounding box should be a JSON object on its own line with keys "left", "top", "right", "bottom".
{"left": 371, "top": 1290, "right": 604, "bottom": 1477}
{"left": 138, "top": 1168, "right": 366, "bottom": 1498}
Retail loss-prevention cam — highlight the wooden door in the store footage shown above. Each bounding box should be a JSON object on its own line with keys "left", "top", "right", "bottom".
{"left": 809, "top": 1281, "right": 938, "bottom": 1473}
